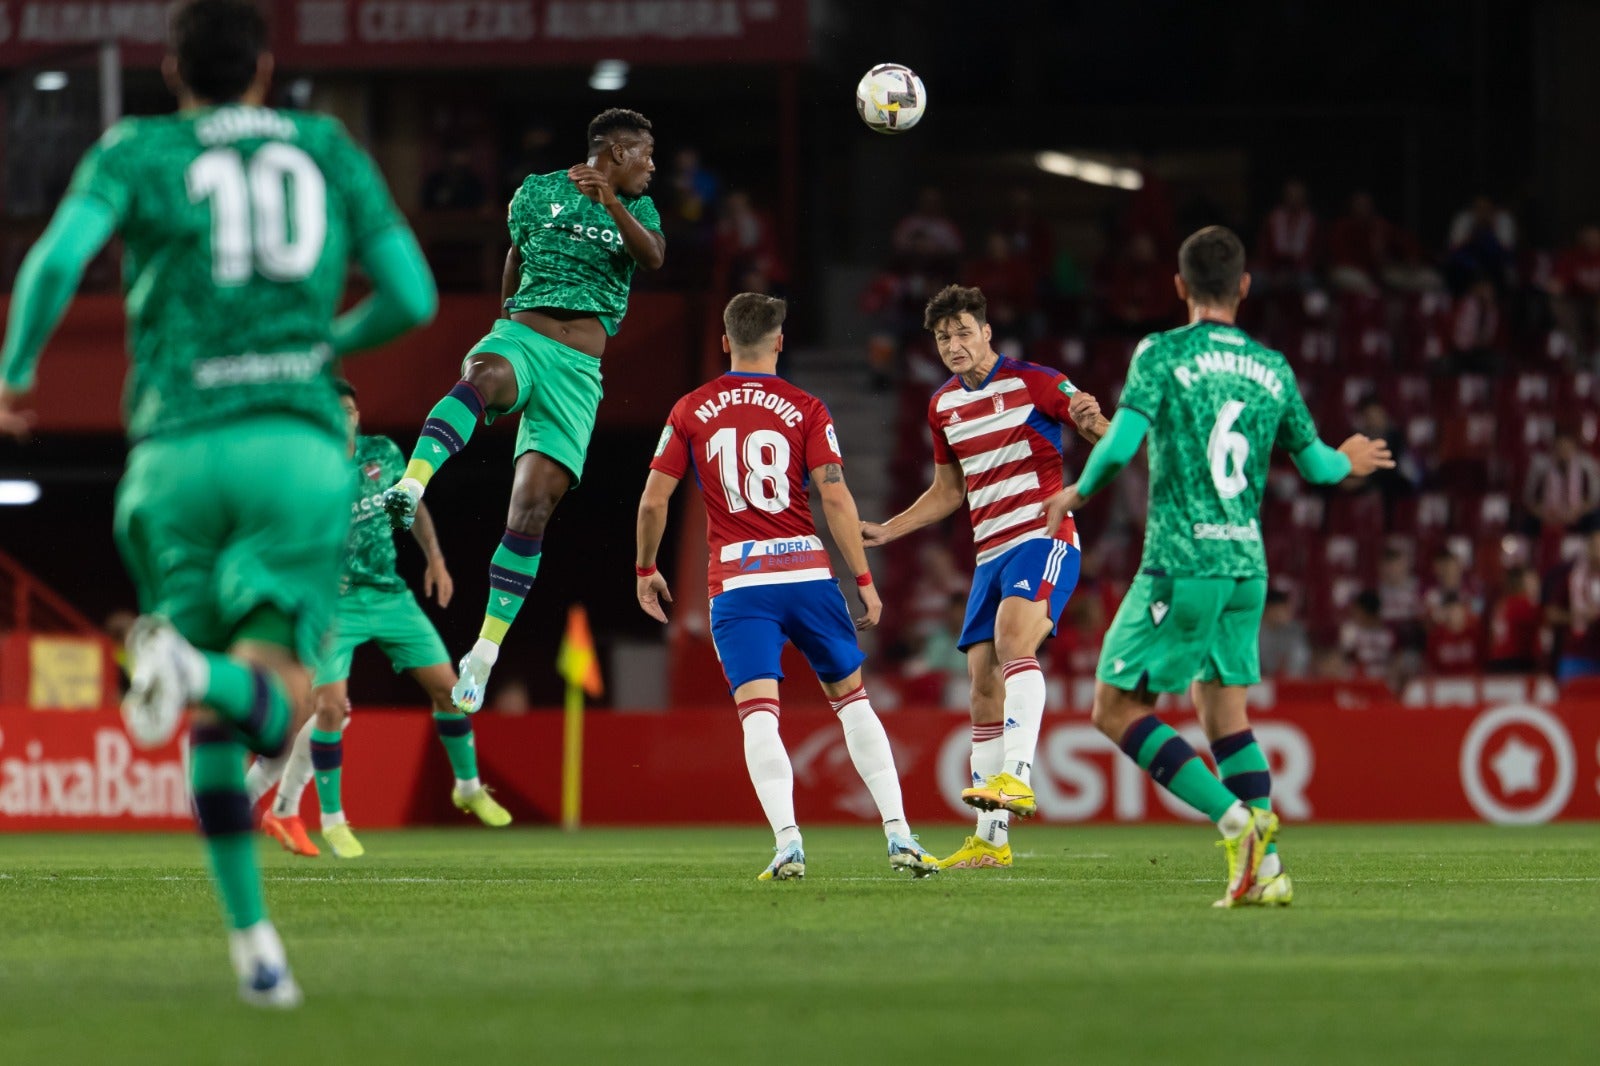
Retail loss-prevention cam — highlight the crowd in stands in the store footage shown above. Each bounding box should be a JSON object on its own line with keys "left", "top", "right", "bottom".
{"left": 870, "top": 173, "right": 1600, "bottom": 699}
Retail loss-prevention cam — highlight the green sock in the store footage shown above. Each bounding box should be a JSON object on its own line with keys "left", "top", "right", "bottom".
{"left": 197, "top": 654, "right": 290, "bottom": 754}
{"left": 1215, "top": 730, "right": 1277, "bottom": 855}
{"left": 481, "top": 530, "right": 542, "bottom": 645}
{"left": 1120, "top": 715, "right": 1240, "bottom": 824}
{"left": 408, "top": 381, "right": 487, "bottom": 488}
{"left": 432, "top": 712, "right": 479, "bottom": 781}
{"left": 310, "top": 728, "right": 344, "bottom": 817}
{"left": 190, "top": 729, "right": 266, "bottom": 930}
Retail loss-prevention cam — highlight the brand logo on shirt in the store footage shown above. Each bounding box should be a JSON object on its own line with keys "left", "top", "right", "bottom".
{"left": 825, "top": 424, "right": 841, "bottom": 457}
{"left": 948, "top": 411, "right": 962, "bottom": 424}
{"left": 738, "top": 542, "right": 761, "bottom": 571}
{"left": 550, "top": 203, "right": 564, "bottom": 217}
{"left": 1013, "top": 579, "right": 1031, "bottom": 591}
{"left": 1150, "top": 601, "right": 1170, "bottom": 626}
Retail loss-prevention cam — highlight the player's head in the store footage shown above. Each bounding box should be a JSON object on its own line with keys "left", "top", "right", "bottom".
{"left": 1175, "top": 225, "right": 1250, "bottom": 313}
{"left": 334, "top": 378, "right": 359, "bottom": 439}
{"left": 721, "top": 292, "right": 787, "bottom": 366}
{"left": 587, "top": 108, "right": 655, "bottom": 196}
{"left": 165, "top": 0, "right": 273, "bottom": 107}
{"left": 924, "top": 285, "right": 995, "bottom": 376}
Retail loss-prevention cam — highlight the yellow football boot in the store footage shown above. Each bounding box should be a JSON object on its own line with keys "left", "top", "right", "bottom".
{"left": 453, "top": 785, "right": 512, "bottom": 827}
{"left": 1217, "top": 809, "right": 1278, "bottom": 907}
{"left": 960, "top": 771, "right": 1037, "bottom": 818}
{"left": 321, "top": 822, "right": 365, "bottom": 859}
{"left": 938, "top": 835, "right": 1013, "bottom": 870}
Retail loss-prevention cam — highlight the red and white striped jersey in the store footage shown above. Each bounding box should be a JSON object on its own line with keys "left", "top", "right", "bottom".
{"left": 652, "top": 372, "right": 841, "bottom": 598}
{"left": 928, "top": 357, "right": 1082, "bottom": 565}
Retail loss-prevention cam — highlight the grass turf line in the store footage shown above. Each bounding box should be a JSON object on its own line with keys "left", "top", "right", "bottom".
{"left": 1, "top": 825, "right": 1597, "bottom": 1065}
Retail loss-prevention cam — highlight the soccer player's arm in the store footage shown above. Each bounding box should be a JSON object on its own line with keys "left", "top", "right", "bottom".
{"left": 328, "top": 127, "right": 439, "bottom": 356}
{"left": 807, "top": 409, "right": 880, "bottom": 626}
{"left": 611, "top": 194, "right": 666, "bottom": 271}
{"left": 0, "top": 134, "right": 125, "bottom": 432}
{"left": 1038, "top": 372, "right": 1110, "bottom": 444}
{"left": 1278, "top": 371, "right": 1354, "bottom": 486}
{"left": 636, "top": 409, "right": 688, "bottom": 622}
{"left": 1070, "top": 338, "right": 1162, "bottom": 503}
{"left": 864, "top": 405, "right": 965, "bottom": 546}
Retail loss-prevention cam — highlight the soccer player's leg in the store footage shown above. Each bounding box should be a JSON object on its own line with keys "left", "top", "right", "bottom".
{"left": 384, "top": 333, "right": 527, "bottom": 530}
{"left": 1092, "top": 574, "right": 1276, "bottom": 904}
{"left": 712, "top": 589, "right": 804, "bottom": 880}
{"left": 414, "top": 663, "right": 513, "bottom": 827}
{"left": 303, "top": 680, "right": 363, "bottom": 858}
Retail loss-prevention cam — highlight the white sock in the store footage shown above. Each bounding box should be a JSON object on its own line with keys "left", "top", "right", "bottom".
{"left": 270, "top": 719, "right": 316, "bottom": 817}
{"left": 972, "top": 723, "right": 1009, "bottom": 847}
{"left": 469, "top": 637, "right": 500, "bottom": 665}
{"left": 1258, "top": 851, "right": 1283, "bottom": 879}
{"left": 1000, "top": 657, "right": 1046, "bottom": 784}
{"left": 1217, "top": 801, "right": 1251, "bottom": 838}
{"left": 398, "top": 476, "right": 425, "bottom": 502}
{"left": 456, "top": 776, "right": 482, "bottom": 795}
{"left": 227, "top": 921, "right": 286, "bottom": 979}
{"left": 321, "top": 809, "right": 347, "bottom": 828}
{"left": 245, "top": 754, "right": 285, "bottom": 808}
{"left": 739, "top": 701, "right": 797, "bottom": 843}
{"left": 830, "top": 687, "right": 908, "bottom": 837}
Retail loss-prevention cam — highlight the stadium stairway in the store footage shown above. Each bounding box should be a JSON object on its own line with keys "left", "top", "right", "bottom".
{"left": 787, "top": 346, "right": 898, "bottom": 558}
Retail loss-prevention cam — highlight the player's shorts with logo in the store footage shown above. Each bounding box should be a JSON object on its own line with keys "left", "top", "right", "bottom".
{"left": 466, "top": 318, "right": 602, "bottom": 485}
{"left": 313, "top": 584, "right": 450, "bottom": 685}
{"left": 1096, "top": 572, "right": 1268, "bottom": 693}
{"left": 113, "top": 416, "right": 349, "bottom": 665}
{"left": 709, "top": 579, "right": 866, "bottom": 692}
{"left": 958, "top": 536, "right": 1082, "bottom": 651}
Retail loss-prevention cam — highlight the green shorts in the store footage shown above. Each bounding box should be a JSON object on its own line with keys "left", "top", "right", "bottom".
{"left": 113, "top": 416, "right": 349, "bottom": 665}
{"left": 1096, "top": 573, "right": 1268, "bottom": 694}
{"left": 465, "top": 318, "right": 603, "bottom": 485}
{"left": 313, "top": 583, "right": 450, "bottom": 685}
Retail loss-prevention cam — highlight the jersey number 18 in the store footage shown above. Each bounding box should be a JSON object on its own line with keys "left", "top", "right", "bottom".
{"left": 187, "top": 143, "right": 327, "bottom": 285}
{"left": 707, "top": 427, "right": 792, "bottom": 515}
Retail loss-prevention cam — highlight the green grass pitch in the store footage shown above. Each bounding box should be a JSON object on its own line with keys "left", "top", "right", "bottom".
{"left": 2, "top": 824, "right": 1597, "bottom": 1064}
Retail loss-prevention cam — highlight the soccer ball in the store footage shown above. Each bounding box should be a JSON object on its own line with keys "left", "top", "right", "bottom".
{"left": 855, "top": 63, "right": 926, "bottom": 134}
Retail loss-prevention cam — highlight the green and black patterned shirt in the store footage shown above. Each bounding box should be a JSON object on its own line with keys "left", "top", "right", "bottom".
{"left": 343, "top": 435, "right": 408, "bottom": 593}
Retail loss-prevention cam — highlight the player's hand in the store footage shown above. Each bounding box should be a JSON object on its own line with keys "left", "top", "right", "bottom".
{"left": 1044, "top": 486, "right": 1085, "bottom": 538}
{"left": 568, "top": 164, "right": 617, "bottom": 206}
{"left": 861, "top": 521, "right": 893, "bottom": 548}
{"left": 424, "top": 556, "right": 454, "bottom": 608}
{"left": 0, "top": 384, "right": 36, "bottom": 442}
{"left": 1068, "top": 390, "right": 1101, "bottom": 429}
{"left": 855, "top": 581, "right": 883, "bottom": 631}
{"left": 1337, "top": 434, "right": 1396, "bottom": 477}
{"left": 637, "top": 570, "right": 673, "bottom": 623}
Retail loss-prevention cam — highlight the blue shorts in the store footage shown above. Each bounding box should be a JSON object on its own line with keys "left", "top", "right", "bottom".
{"left": 709, "top": 579, "right": 866, "bottom": 692}
{"left": 958, "top": 537, "right": 1081, "bottom": 651}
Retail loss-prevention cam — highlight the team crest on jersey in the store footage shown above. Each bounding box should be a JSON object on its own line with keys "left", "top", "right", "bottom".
{"left": 826, "top": 424, "right": 841, "bottom": 456}
{"left": 363, "top": 462, "right": 383, "bottom": 481}
{"left": 993, "top": 394, "right": 1006, "bottom": 415}
{"left": 1058, "top": 380, "right": 1077, "bottom": 396}
{"left": 654, "top": 425, "right": 673, "bottom": 457}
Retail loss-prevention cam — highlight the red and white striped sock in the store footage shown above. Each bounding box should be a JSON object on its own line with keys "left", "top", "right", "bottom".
{"left": 971, "top": 721, "right": 1008, "bottom": 846}
{"left": 737, "top": 698, "right": 797, "bottom": 845}
{"left": 830, "top": 685, "right": 908, "bottom": 838}
{"left": 1001, "top": 657, "right": 1046, "bottom": 785}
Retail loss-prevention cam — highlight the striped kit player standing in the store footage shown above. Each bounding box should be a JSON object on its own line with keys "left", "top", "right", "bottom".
{"left": 863, "top": 285, "right": 1108, "bottom": 869}
{"left": 634, "top": 293, "right": 938, "bottom": 880}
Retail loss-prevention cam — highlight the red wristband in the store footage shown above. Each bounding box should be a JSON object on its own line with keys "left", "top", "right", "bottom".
{"left": 635, "top": 564, "right": 657, "bottom": 578}
{"left": 855, "top": 572, "right": 872, "bottom": 587}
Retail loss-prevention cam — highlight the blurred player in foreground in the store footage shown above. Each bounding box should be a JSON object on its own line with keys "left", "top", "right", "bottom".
{"left": 863, "top": 285, "right": 1106, "bottom": 870}
{"left": 0, "top": 0, "right": 435, "bottom": 1004}
{"left": 251, "top": 380, "right": 510, "bottom": 860}
{"left": 634, "top": 293, "right": 938, "bottom": 880}
{"left": 1050, "top": 226, "right": 1392, "bottom": 906}
{"left": 382, "top": 108, "right": 665, "bottom": 713}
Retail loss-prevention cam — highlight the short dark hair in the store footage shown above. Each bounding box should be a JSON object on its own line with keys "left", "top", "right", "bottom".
{"left": 723, "top": 292, "right": 787, "bottom": 349}
{"left": 588, "top": 108, "right": 653, "bottom": 151}
{"left": 333, "top": 379, "right": 357, "bottom": 400}
{"left": 169, "top": 0, "right": 269, "bottom": 104}
{"left": 923, "top": 285, "right": 987, "bottom": 331}
{"left": 1178, "top": 225, "right": 1246, "bottom": 304}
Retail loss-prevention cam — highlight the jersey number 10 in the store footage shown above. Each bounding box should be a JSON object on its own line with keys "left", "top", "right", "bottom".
{"left": 187, "top": 143, "right": 328, "bottom": 285}
{"left": 707, "top": 427, "right": 792, "bottom": 515}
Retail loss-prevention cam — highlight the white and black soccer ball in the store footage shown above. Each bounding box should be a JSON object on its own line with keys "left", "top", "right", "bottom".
{"left": 855, "top": 63, "right": 926, "bottom": 134}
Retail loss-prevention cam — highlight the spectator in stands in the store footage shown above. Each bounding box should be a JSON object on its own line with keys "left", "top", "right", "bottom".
{"left": 1377, "top": 546, "right": 1424, "bottom": 648}
{"left": 1447, "top": 276, "right": 1504, "bottom": 373}
{"left": 1327, "top": 192, "right": 1441, "bottom": 295}
{"left": 503, "top": 123, "right": 558, "bottom": 197}
{"left": 1350, "top": 397, "right": 1416, "bottom": 515}
{"left": 907, "top": 594, "right": 970, "bottom": 707}
{"left": 1101, "top": 231, "right": 1176, "bottom": 334}
{"left": 422, "top": 146, "right": 488, "bottom": 212}
{"left": 1524, "top": 427, "right": 1600, "bottom": 536}
{"left": 713, "top": 190, "right": 787, "bottom": 297}
{"left": 490, "top": 678, "right": 530, "bottom": 715}
{"left": 999, "top": 188, "right": 1056, "bottom": 295}
{"left": 1058, "top": 593, "right": 1107, "bottom": 678}
{"left": 962, "top": 231, "right": 1040, "bottom": 344}
{"left": 1549, "top": 225, "right": 1600, "bottom": 366}
{"left": 1259, "top": 588, "right": 1311, "bottom": 678}
{"left": 1255, "top": 178, "right": 1320, "bottom": 291}
{"left": 1542, "top": 530, "right": 1600, "bottom": 683}
{"left": 1425, "top": 593, "right": 1483, "bottom": 677}
{"left": 670, "top": 147, "right": 722, "bottom": 226}
{"left": 1311, "top": 645, "right": 1351, "bottom": 680}
{"left": 1341, "top": 589, "right": 1397, "bottom": 681}
{"left": 892, "top": 188, "right": 964, "bottom": 272}
{"left": 1424, "top": 548, "right": 1483, "bottom": 623}
{"left": 1486, "top": 565, "right": 1542, "bottom": 673}
{"left": 1446, "top": 195, "right": 1517, "bottom": 292}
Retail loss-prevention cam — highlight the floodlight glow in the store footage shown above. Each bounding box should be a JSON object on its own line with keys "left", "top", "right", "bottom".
{"left": 1035, "top": 151, "right": 1144, "bottom": 191}
{"left": 34, "top": 71, "right": 68, "bottom": 92}
{"left": 589, "top": 60, "right": 629, "bottom": 91}
{"left": 0, "top": 480, "right": 41, "bottom": 505}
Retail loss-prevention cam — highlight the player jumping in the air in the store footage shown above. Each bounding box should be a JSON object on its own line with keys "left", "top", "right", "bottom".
{"left": 381, "top": 109, "right": 664, "bottom": 713}
{"left": 863, "top": 285, "right": 1106, "bottom": 871}
{"left": 0, "top": 0, "right": 436, "bottom": 1005}
{"left": 1050, "top": 226, "right": 1392, "bottom": 906}
{"left": 635, "top": 293, "right": 938, "bottom": 880}
{"left": 252, "top": 380, "right": 511, "bottom": 859}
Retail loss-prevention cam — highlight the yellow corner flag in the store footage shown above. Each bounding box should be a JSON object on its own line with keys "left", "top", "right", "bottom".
{"left": 557, "top": 604, "right": 603, "bottom": 829}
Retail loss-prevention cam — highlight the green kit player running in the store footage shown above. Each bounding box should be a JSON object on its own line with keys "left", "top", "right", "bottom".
{"left": 0, "top": 0, "right": 435, "bottom": 1007}
{"left": 1049, "top": 226, "right": 1392, "bottom": 907}
{"left": 381, "top": 108, "right": 665, "bottom": 712}
{"left": 255, "top": 380, "right": 512, "bottom": 860}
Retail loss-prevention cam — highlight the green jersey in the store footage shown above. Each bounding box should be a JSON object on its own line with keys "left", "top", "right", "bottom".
{"left": 503, "top": 170, "right": 661, "bottom": 335}
{"left": 344, "top": 434, "right": 408, "bottom": 593}
{"left": 67, "top": 105, "right": 405, "bottom": 441}
{"left": 1118, "top": 320, "right": 1319, "bottom": 579}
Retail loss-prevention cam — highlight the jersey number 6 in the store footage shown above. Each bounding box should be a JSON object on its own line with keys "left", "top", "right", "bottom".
{"left": 707, "top": 427, "right": 792, "bottom": 515}
{"left": 1207, "top": 400, "right": 1250, "bottom": 499}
